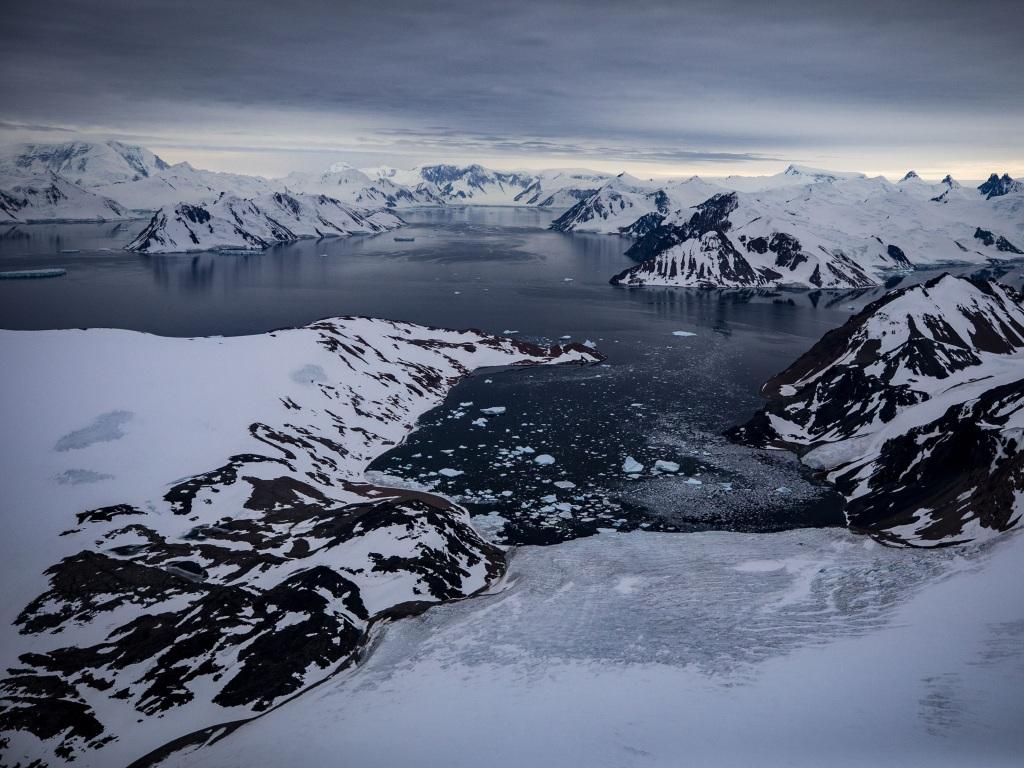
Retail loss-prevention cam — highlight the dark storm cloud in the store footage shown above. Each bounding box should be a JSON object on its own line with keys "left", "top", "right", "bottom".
{"left": 1, "top": 0, "right": 1021, "bottom": 167}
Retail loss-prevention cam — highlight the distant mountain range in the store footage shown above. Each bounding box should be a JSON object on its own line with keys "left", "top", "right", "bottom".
{"left": 0, "top": 141, "right": 1022, "bottom": 275}
{"left": 584, "top": 165, "right": 1024, "bottom": 289}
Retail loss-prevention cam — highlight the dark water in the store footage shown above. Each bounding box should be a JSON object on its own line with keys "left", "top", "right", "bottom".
{"left": 9, "top": 207, "right": 1005, "bottom": 542}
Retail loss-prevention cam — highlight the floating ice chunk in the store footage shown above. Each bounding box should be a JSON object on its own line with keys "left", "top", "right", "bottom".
{"left": 654, "top": 460, "right": 680, "bottom": 473}
{"left": 774, "top": 486, "right": 792, "bottom": 495}
{"left": 480, "top": 406, "right": 506, "bottom": 415}
{"left": 559, "top": 335, "right": 572, "bottom": 340}
{"left": 583, "top": 340, "right": 596, "bottom": 348}
{"left": 563, "top": 277, "right": 574, "bottom": 282}
{"left": 541, "top": 494, "right": 557, "bottom": 503}
{"left": 438, "top": 468, "right": 463, "bottom": 477}
{"left": 459, "top": 401, "right": 474, "bottom": 407}
{"left": 622, "top": 457, "right": 644, "bottom": 474}
{"left": 672, "top": 331, "right": 697, "bottom": 337}
{"left": 502, "top": 330, "right": 519, "bottom": 334}
{"left": 534, "top": 454, "right": 556, "bottom": 466}
{"left": 553, "top": 480, "right": 576, "bottom": 489}
{"left": 471, "top": 418, "right": 488, "bottom": 427}
{"left": 500, "top": 490, "right": 513, "bottom": 497}
{"left": 684, "top": 477, "right": 703, "bottom": 485}
{"left": 514, "top": 446, "right": 535, "bottom": 454}
{"left": 484, "top": 379, "right": 493, "bottom": 384}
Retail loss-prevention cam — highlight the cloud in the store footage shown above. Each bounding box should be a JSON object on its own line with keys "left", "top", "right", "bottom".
{"left": 1, "top": 0, "right": 1020, "bottom": 173}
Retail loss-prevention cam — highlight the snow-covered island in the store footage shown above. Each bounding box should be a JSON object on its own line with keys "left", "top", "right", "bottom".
{"left": 126, "top": 192, "right": 405, "bottom": 253}
{"left": 728, "top": 274, "right": 1024, "bottom": 546}
{"left": 0, "top": 318, "right": 600, "bottom": 766}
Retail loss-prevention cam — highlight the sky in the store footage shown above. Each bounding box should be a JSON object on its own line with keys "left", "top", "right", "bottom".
{"left": 1, "top": 0, "right": 1022, "bottom": 179}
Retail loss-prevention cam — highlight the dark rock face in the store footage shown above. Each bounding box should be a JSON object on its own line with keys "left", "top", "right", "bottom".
{"left": 978, "top": 173, "right": 1024, "bottom": 199}
{"left": 974, "top": 227, "right": 1023, "bottom": 254}
{"left": 727, "top": 274, "right": 1024, "bottom": 546}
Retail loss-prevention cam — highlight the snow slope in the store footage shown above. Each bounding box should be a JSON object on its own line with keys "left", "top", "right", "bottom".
{"left": 0, "top": 318, "right": 600, "bottom": 767}
{"left": 156, "top": 526, "right": 1024, "bottom": 768}
{"left": 93, "top": 162, "right": 274, "bottom": 212}
{"left": 0, "top": 172, "right": 130, "bottom": 222}
{"left": 0, "top": 140, "right": 170, "bottom": 186}
{"left": 729, "top": 274, "right": 1024, "bottom": 546}
{"left": 126, "top": 192, "right": 405, "bottom": 253}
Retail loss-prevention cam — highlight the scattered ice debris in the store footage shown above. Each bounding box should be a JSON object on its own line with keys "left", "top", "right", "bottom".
{"left": 480, "top": 406, "right": 506, "bottom": 415}
{"left": 672, "top": 331, "right": 697, "bottom": 337}
{"left": 622, "top": 456, "right": 644, "bottom": 474}
{"left": 514, "top": 446, "right": 535, "bottom": 454}
{"left": 0, "top": 268, "right": 66, "bottom": 280}
{"left": 534, "top": 454, "right": 556, "bottom": 466}
{"left": 438, "top": 468, "right": 464, "bottom": 477}
{"left": 471, "top": 418, "right": 488, "bottom": 427}
{"left": 654, "top": 460, "right": 680, "bottom": 473}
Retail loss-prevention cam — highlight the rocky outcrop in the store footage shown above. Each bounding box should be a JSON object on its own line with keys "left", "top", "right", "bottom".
{"left": 727, "top": 274, "right": 1024, "bottom": 546}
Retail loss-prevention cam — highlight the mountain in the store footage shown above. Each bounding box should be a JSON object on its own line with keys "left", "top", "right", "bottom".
{"left": 280, "top": 163, "right": 443, "bottom": 208}
{"left": 368, "top": 164, "right": 611, "bottom": 210}
{"left": 551, "top": 174, "right": 723, "bottom": 234}
{"left": 727, "top": 274, "right": 1024, "bottom": 546}
{"left": 0, "top": 317, "right": 601, "bottom": 767}
{"left": 93, "top": 162, "right": 274, "bottom": 212}
{"left": 0, "top": 172, "right": 130, "bottom": 222}
{"left": 607, "top": 170, "right": 1024, "bottom": 289}
{"left": 610, "top": 191, "right": 881, "bottom": 289}
{"left": 0, "top": 140, "right": 170, "bottom": 187}
{"left": 127, "top": 192, "right": 404, "bottom": 253}
{"left": 978, "top": 172, "right": 1024, "bottom": 199}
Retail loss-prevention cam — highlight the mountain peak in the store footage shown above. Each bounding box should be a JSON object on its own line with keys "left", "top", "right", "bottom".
{"left": 899, "top": 170, "right": 920, "bottom": 182}
{"left": 978, "top": 172, "right": 1023, "bottom": 199}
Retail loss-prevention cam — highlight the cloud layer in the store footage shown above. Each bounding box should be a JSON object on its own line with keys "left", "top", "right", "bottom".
{"left": 2, "top": 0, "right": 1021, "bottom": 176}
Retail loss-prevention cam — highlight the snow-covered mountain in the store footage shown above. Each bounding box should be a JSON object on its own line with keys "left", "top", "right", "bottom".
{"left": 728, "top": 274, "right": 1024, "bottom": 546}
{"left": 93, "top": 162, "right": 274, "bottom": 212}
{"left": 366, "top": 163, "right": 612, "bottom": 209}
{"left": 607, "top": 167, "right": 1024, "bottom": 289}
{"left": 127, "top": 192, "right": 404, "bottom": 253}
{"left": 978, "top": 172, "right": 1024, "bottom": 199}
{"left": 0, "top": 140, "right": 170, "bottom": 187}
{"left": 551, "top": 173, "right": 724, "bottom": 234}
{"left": 280, "top": 162, "right": 443, "bottom": 208}
{"left": 0, "top": 317, "right": 600, "bottom": 767}
{"left": 0, "top": 172, "right": 130, "bottom": 222}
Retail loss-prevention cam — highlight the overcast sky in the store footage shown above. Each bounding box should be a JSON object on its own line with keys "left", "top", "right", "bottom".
{"left": 1, "top": 0, "right": 1021, "bottom": 178}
